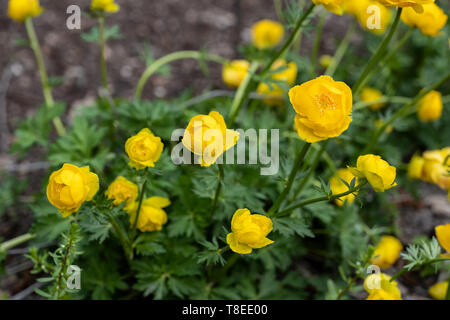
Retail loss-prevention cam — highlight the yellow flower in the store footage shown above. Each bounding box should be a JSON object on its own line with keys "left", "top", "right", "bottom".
{"left": 313, "top": 0, "right": 345, "bottom": 15}
{"left": 435, "top": 224, "right": 450, "bottom": 253}
{"left": 46, "top": 163, "right": 99, "bottom": 217}
{"left": 371, "top": 235, "right": 403, "bottom": 269}
{"left": 428, "top": 282, "right": 449, "bottom": 300}
{"left": 417, "top": 90, "right": 443, "bottom": 122}
{"left": 125, "top": 128, "right": 164, "bottom": 170}
{"left": 222, "top": 60, "right": 250, "bottom": 88}
{"left": 256, "top": 59, "right": 298, "bottom": 106}
{"left": 364, "top": 273, "right": 402, "bottom": 300}
{"left": 329, "top": 168, "right": 358, "bottom": 206}
{"left": 105, "top": 176, "right": 138, "bottom": 210}
{"left": 401, "top": 3, "right": 447, "bottom": 36}
{"left": 182, "top": 111, "right": 240, "bottom": 167}
{"left": 289, "top": 75, "right": 353, "bottom": 143}
{"left": 8, "top": 0, "right": 43, "bottom": 22}
{"left": 319, "top": 55, "right": 333, "bottom": 69}
{"left": 376, "top": 0, "right": 435, "bottom": 13}
{"left": 345, "top": 0, "right": 392, "bottom": 34}
{"left": 128, "top": 197, "right": 170, "bottom": 232}
{"left": 361, "top": 87, "right": 386, "bottom": 111}
{"left": 407, "top": 154, "right": 425, "bottom": 179}
{"left": 348, "top": 154, "right": 397, "bottom": 192}
{"left": 91, "top": 0, "right": 120, "bottom": 13}
{"left": 226, "top": 209, "right": 274, "bottom": 254}
{"left": 421, "top": 148, "right": 450, "bottom": 190}
{"left": 251, "top": 19, "right": 284, "bottom": 49}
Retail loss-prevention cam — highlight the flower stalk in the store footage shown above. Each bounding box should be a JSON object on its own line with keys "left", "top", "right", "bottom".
{"left": 209, "top": 164, "right": 225, "bottom": 218}
{"left": 0, "top": 233, "right": 36, "bottom": 253}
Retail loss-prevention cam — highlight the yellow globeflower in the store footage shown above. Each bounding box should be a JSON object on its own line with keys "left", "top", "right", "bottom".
{"left": 128, "top": 197, "right": 170, "bottom": 232}
{"left": 105, "top": 176, "right": 138, "bottom": 211}
{"left": 222, "top": 60, "right": 250, "bottom": 88}
{"left": 289, "top": 75, "right": 353, "bottom": 143}
{"left": 428, "top": 282, "right": 449, "bottom": 300}
{"left": 361, "top": 87, "right": 386, "bottom": 111}
{"left": 435, "top": 224, "right": 450, "bottom": 253}
{"left": 182, "top": 111, "right": 240, "bottom": 167}
{"left": 46, "top": 164, "right": 99, "bottom": 217}
{"left": 417, "top": 90, "right": 443, "bottom": 122}
{"left": 370, "top": 235, "right": 403, "bottom": 269}
{"left": 407, "top": 154, "right": 425, "bottom": 179}
{"left": 251, "top": 19, "right": 284, "bottom": 49}
{"left": 376, "top": 0, "right": 435, "bottom": 13}
{"left": 345, "top": 0, "right": 392, "bottom": 34}
{"left": 226, "top": 209, "right": 274, "bottom": 254}
{"left": 329, "top": 168, "right": 358, "bottom": 207}
{"left": 401, "top": 3, "right": 447, "bottom": 36}
{"left": 421, "top": 148, "right": 450, "bottom": 190}
{"left": 364, "top": 273, "right": 402, "bottom": 300}
{"left": 125, "top": 128, "right": 164, "bottom": 170}
{"left": 91, "top": 0, "right": 120, "bottom": 13}
{"left": 348, "top": 154, "right": 397, "bottom": 192}
{"left": 313, "top": 0, "right": 345, "bottom": 15}
{"left": 8, "top": 0, "right": 43, "bottom": 23}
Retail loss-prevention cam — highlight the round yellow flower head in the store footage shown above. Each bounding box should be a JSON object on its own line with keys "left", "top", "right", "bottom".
{"left": 348, "top": 154, "right": 397, "bottom": 192}
{"left": 46, "top": 163, "right": 99, "bottom": 217}
{"left": 376, "top": 0, "right": 435, "bottom": 13}
{"left": 222, "top": 60, "right": 250, "bottom": 88}
{"left": 319, "top": 55, "right": 333, "bottom": 69}
{"left": 105, "top": 176, "right": 138, "bottom": 210}
{"left": 289, "top": 75, "right": 353, "bottom": 143}
{"left": 313, "top": 0, "right": 345, "bottom": 15}
{"left": 329, "top": 168, "right": 358, "bottom": 206}
{"left": 257, "top": 59, "right": 298, "bottom": 106}
{"left": 182, "top": 111, "right": 240, "bottom": 167}
{"left": 370, "top": 235, "right": 403, "bottom": 269}
{"left": 226, "top": 209, "right": 274, "bottom": 254}
{"left": 8, "top": 0, "right": 43, "bottom": 23}
{"left": 417, "top": 90, "right": 443, "bottom": 122}
{"left": 407, "top": 154, "right": 425, "bottom": 179}
{"left": 428, "top": 282, "right": 449, "bottom": 300}
{"left": 361, "top": 87, "right": 386, "bottom": 111}
{"left": 91, "top": 0, "right": 120, "bottom": 13}
{"left": 364, "top": 273, "right": 402, "bottom": 300}
{"left": 125, "top": 128, "right": 164, "bottom": 170}
{"left": 345, "top": 0, "right": 392, "bottom": 34}
{"left": 435, "top": 224, "right": 450, "bottom": 253}
{"left": 401, "top": 3, "right": 447, "bottom": 36}
{"left": 128, "top": 197, "right": 170, "bottom": 232}
{"left": 251, "top": 19, "right": 285, "bottom": 49}
{"left": 421, "top": 148, "right": 450, "bottom": 189}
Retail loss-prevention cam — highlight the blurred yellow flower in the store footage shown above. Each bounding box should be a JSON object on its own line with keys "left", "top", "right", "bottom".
{"left": 91, "top": 0, "right": 120, "bottom": 13}
{"left": 329, "top": 168, "right": 358, "bottom": 206}
{"left": 376, "top": 0, "right": 435, "bottom": 13}
{"left": 428, "top": 281, "right": 449, "bottom": 300}
{"left": 421, "top": 148, "right": 450, "bottom": 190}
{"left": 251, "top": 19, "right": 284, "bottom": 49}
{"left": 364, "top": 273, "right": 402, "bottom": 300}
{"left": 128, "top": 197, "right": 170, "bottom": 232}
{"left": 435, "top": 224, "right": 450, "bottom": 253}
{"left": 407, "top": 154, "right": 425, "bottom": 179}
{"left": 348, "top": 154, "right": 397, "bottom": 192}
{"left": 370, "top": 235, "right": 403, "bottom": 269}
{"left": 8, "top": 0, "right": 43, "bottom": 22}
{"left": 289, "top": 75, "right": 353, "bottom": 143}
{"left": 226, "top": 208, "right": 274, "bottom": 254}
{"left": 46, "top": 164, "right": 99, "bottom": 217}
{"left": 345, "top": 0, "right": 392, "bottom": 34}
{"left": 125, "top": 128, "right": 164, "bottom": 170}
{"left": 401, "top": 3, "right": 447, "bottom": 36}
{"left": 105, "top": 176, "right": 138, "bottom": 211}
{"left": 319, "top": 55, "right": 333, "bottom": 69}
{"left": 361, "top": 87, "right": 386, "bottom": 111}
{"left": 417, "top": 90, "right": 443, "bottom": 122}
{"left": 313, "top": 0, "right": 345, "bottom": 15}
{"left": 222, "top": 60, "right": 250, "bottom": 88}
{"left": 375, "top": 119, "right": 393, "bottom": 134}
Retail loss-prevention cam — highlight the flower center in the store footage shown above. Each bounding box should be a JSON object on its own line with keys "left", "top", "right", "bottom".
{"left": 315, "top": 93, "right": 336, "bottom": 113}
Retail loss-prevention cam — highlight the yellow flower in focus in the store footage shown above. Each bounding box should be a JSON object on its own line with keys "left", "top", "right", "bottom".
{"left": 401, "top": 3, "right": 447, "bottom": 36}
{"left": 226, "top": 209, "right": 274, "bottom": 254}
{"left": 345, "top": 0, "right": 392, "bottom": 34}
{"left": 370, "top": 235, "right": 403, "bottom": 269}
{"left": 257, "top": 59, "right": 298, "bottom": 106}
{"left": 361, "top": 87, "right": 386, "bottom": 111}
{"left": 313, "top": 0, "right": 345, "bottom": 15}
{"left": 8, "top": 0, "right": 43, "bottom": 22}
{"left": 435, "top": 224, "right": 450, "bottom": 253}
{"left": 348, "top": 154, "right": 397, "bottom": 192}
{"left": 329, "top": 168, "right": 358, "bottom": 206}
{"left": 251, "top": 19, "right": 284, "bottom": 49}
{"left": 46, "top": 163, "right": 99, "bottom": 217}
{"left": 105, "top": 176, "right": 138, "bottom": 210}
{"left": 289, "top": 75, "right": 353, "bottom": 143}
{"left": 421, "top": 148, "right": 450, "bottom": 190}
{"left": 364, "top": 273, "right": 402, "bottom": 300}
{"left": 319, "top": 55, "right": 333, "bottom": 69}
{"left": 91, "top": 0, "right": 120, "bottom": 13}
{"left": 128, "top": 197, "right": 170, "bottom": 232}
{"left": 125, "top": 128, "right": 164, "bottom": 170}
{"left": 428, "top": 282, "right": 449, "bottom": 300}
{"left": 417, "top": 90, "right": 443, "bottom": 122}
{"left": 407, "top": 154, "right": 425, "bottom": 179}
{"left": 376, "top": 0, "right": 435, "bottom": 13}
{"left": 222, "top": 60, "right": 250, "bottom": 88}
{"left": 182, "top": 111, "right": 239, "bottom": 167}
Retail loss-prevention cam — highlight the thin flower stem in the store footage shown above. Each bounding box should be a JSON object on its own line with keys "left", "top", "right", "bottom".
{"left": 325, "top": 21, "right": 356, "bottom": 76}
{"left": 209, "top": 164, "right": 225, "bottom": 218}
{"left": 0, "top": 233, "right": 36, "bottom": 253}
{"left": 25, "top": 18, "right": 65, "bottom": 136}
{"left": 134, "top": 51, "right": 228, "bottom": 100}
{"left": 98, "top": 17, "right": 109, "bottom": 92}
{"left": 310, "top": 10, "right": 327, "bottom": 78}
{"left": 131, "top": 173, "right": 148, "bottom": 238}
{"left": 213, "top": 253, "right": 239, "bottom": 284}
{"left": 352, "top": 8, "right": 403, "bottom": 95}
{"left": 353, "top": 96, "right": 412, "bottom": 111}
{"left": 108, "top": 214, "right": 133, "bottom": 264}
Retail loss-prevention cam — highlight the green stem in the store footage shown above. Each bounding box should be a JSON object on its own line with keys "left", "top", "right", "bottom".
{"left": 25, "top": 18, "right": 65, "bottom": 136}
{"left": 134, "top": 50, "right": 228, "bottom": 100}
{"left": 352, "top": 8, "right": 403, "bottom": 95}
{"left": 108, "top": 215, "right": 133, "bottom": 264}
{"left": 0, "top": 233, "right": 36, "bottom": 252}
{"left": 213, "top": 253, "right": 240, "bottom": 284}
{"left": 325, "top": 21, "right": 356, "bottom": 76}
{"left": 209, "top": 164, "right": 224, "bottom": 218}
{"left": 98, "top": 17, "right": 109, "bottom": 92}
{"left": 353, "top": 96, "right": 412, "bottom": 111}
{"left": 310, "top": 11, "right": 327, "bottom": 78}
{"left": 131, "top": 176, "right": 148, "bottom": 237}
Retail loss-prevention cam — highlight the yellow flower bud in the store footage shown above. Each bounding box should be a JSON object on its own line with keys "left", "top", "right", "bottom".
{"left": 329, "top": 168, "right": 358, "bottom": 206}
{"left": 407, "top": 154, "right": 425, "bottom": 179}
{"left": 417, "top": 90, "right": 443, "bottom": 122}
{"left": 251, "top": 19, "right": 284, "bottom": 50}
{"left": 289, "top": 75, "right": 353, "bottom": 143}
{"left": 361, "top": 87, "right": 386, "bottom": 111}
{"left": 428, "top": 281, "right": 449, "bottom": 300}
{"left": 364, "top": 273, "right": 402, "bottom": 300}
{"left": 125, "top": 128, "right": 164, "bottom": 170}
{"left": 348, "top": 154, "right": 397, "bottom": 192}
{"left": 376, "top": 0, "right": 435, "bottom": 13}
{"left": 182, "top": 111, "right": 239, "bottom": 167}
{"left": 370, "top": 235, "right": 403, "bottom": 269}
{"left": 222, "top": 60, "right": 250, "bottom": 88}
{"left": 8, "top": 0, "right": 43, "bottom": 23}
{"left": 319, "top": 55, "right": 333, "bottom": 69}
{"left": 46, "top": 163, "right": 99, "bottom": 217}
{"left": 226, "top": 209, "right": 274, "bottom": 254}
{"left": 91, "top": 0, "right": 120, "bottom": 13}
{"left": 401, "top": 3, "right": 448, "bottom": 37}
{"left": 313, "top": 0, "right": 345, "bottom": 15}
{"left": 421, "top": 148, "right": 450, "bottom": 189}
{"left": 435, "top": 224, "right": 450, "bottom": 253}
{"left": 128, "top": 197, "right": 170, "bottom": 232}
{"left": 105, "top": 176, "right": 138, "bottom": 210}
